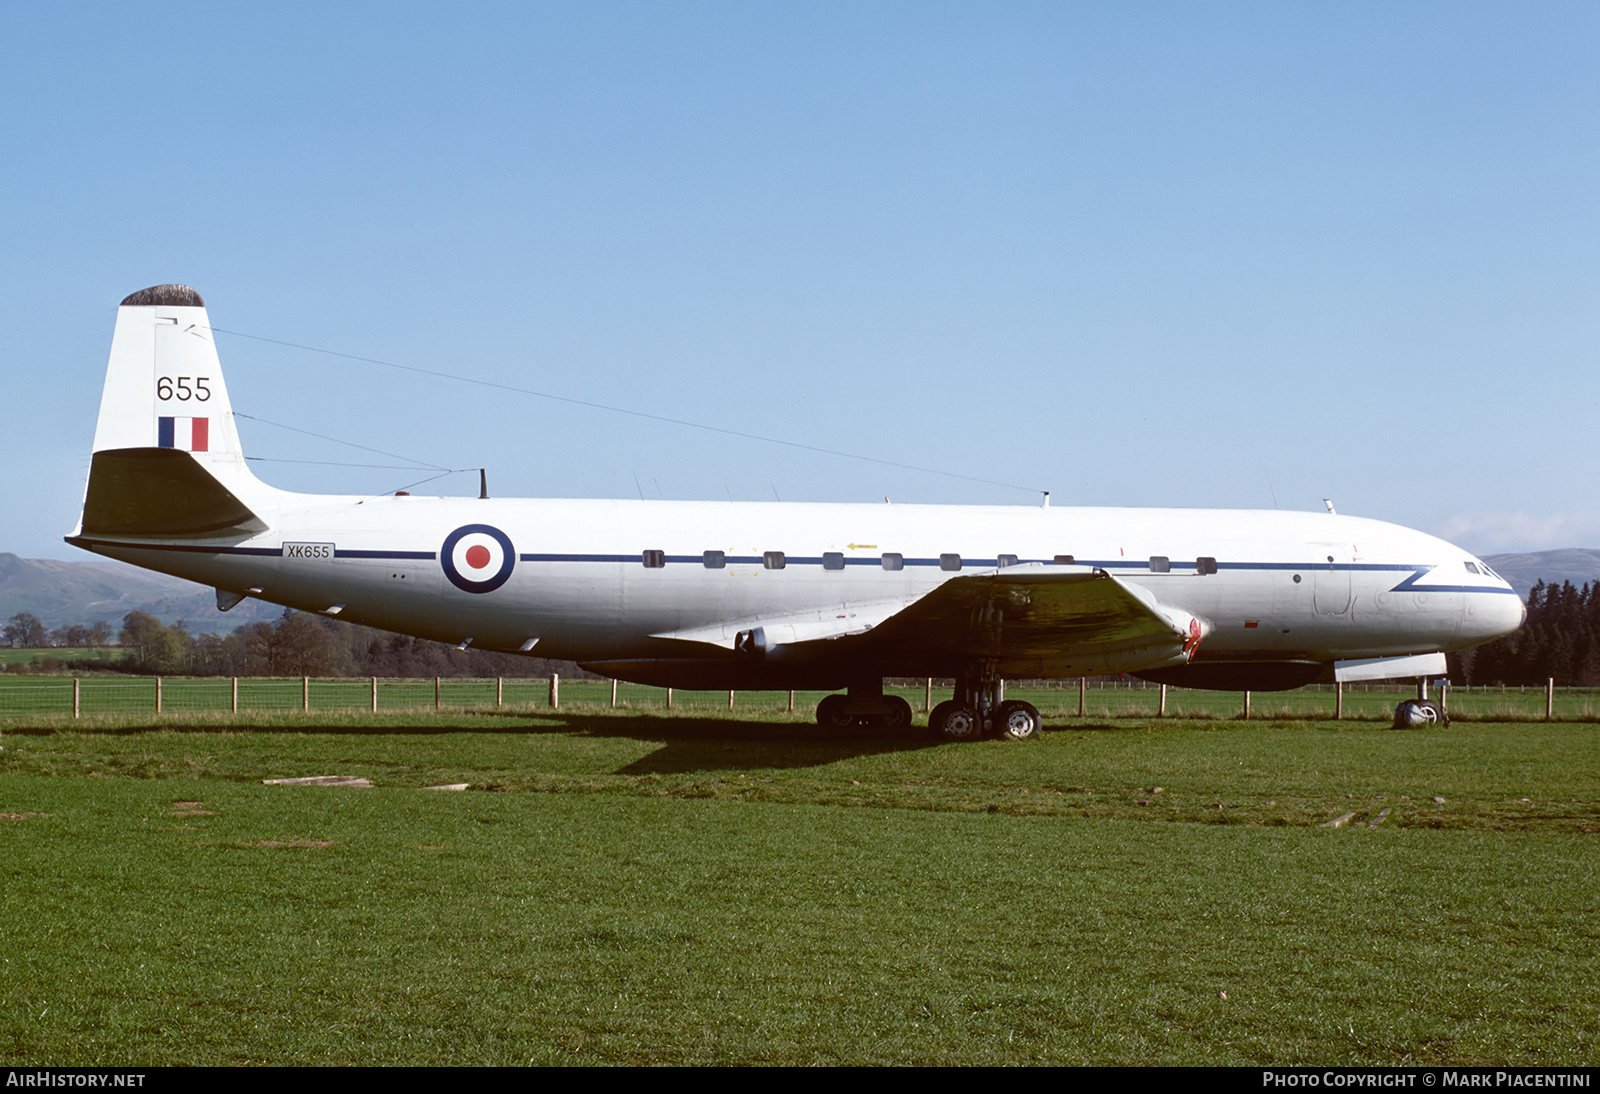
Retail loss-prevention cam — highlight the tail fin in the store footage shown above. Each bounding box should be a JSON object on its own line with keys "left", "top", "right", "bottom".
{"left": 92, "top": 285, "right": 247, "bottom": 461}
{"left": 76, "top": 286, "right": 269, "bottom": 539}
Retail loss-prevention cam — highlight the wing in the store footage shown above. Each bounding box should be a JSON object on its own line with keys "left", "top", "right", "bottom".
{"left": 861, "top": 565, "right": 1205, "bottom": 677}
{"left": 651, "top": 564, "right": 1205, "bottom": 678}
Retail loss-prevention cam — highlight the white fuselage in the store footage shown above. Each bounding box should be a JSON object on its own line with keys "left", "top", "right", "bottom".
{"left": 78, "top": 489, "right": 1525, "bottom": 687}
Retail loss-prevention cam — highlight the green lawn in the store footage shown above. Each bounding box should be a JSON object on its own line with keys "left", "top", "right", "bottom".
{"left": 1, "top": 674, "right": 1595, "bottom": 723}
{"left": 1, "top": 710, "right": 1594, "bottom": 1065}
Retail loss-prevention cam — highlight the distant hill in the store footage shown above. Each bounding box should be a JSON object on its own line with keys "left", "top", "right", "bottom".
{"left": 1482, "top": 549, "right": 1600, "bottom": 601}
{"left": 0, "top": 553, "right": 283, "bottom": 634}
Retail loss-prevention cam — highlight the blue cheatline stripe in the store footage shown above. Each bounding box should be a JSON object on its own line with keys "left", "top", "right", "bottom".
{"left": 69, "top": 538, "right": 281, "bottom": 556}
{"left": 510, "top": 552, "right": 1520, "bottom": 595}
{"left": 69, "top": 539, "right": 1519, "bottom": 596}
{"left": 69, "top": 538, "right": 435, "bottom": 561}
{"left": 157, "top": 417, "right": 175, "bottom": 448}
{"left": 335, "top": 549, "right": 436, "bottom": 560}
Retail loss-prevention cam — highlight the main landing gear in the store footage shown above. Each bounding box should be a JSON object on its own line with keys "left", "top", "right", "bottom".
{"left": 927, "top": 664, "right": 1042, "bottom": 742}
{"left": 814, "top": 670, "right": 1042, "bottom": 741}
{"left": 815, "top": 683, "right": 914, "bottom": 729}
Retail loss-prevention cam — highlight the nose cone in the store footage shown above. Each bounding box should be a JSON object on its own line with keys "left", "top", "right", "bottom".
{"left": 1463, "top": 588, "right": 1526, "bottom": 646}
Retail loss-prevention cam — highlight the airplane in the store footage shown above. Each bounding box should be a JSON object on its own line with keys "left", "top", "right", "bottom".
{"left": 67, "top": 285, "right": 1526, "bottom": 738}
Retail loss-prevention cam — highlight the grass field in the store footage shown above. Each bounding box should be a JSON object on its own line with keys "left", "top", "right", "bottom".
{"left": 1, "top": 674, "right": 1596, "bottom": 723}
{"left": 1, "top": 708, "right": 1595, "bottom": 1065}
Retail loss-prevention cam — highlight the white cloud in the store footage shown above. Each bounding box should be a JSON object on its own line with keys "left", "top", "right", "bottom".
{"left": 1434, "top": 511, "right": 1600, "bottom": 555}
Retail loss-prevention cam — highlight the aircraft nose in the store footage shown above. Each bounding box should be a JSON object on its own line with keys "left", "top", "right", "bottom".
{"left": 1465, "top": 588, "right": 1525, "bottom": 644}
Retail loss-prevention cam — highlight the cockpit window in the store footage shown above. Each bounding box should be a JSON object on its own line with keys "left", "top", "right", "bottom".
{"left": 1464, "top": 561, "right": 1480, "bottom": 575}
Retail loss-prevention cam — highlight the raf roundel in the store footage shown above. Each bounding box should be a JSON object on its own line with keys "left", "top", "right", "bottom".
{"left": 441, "top": 524, "right": 515, "bottom": 594}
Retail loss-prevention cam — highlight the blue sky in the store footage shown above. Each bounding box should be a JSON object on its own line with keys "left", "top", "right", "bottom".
{"left": 4, "top": 2, "right": 1597, "bottom": 560}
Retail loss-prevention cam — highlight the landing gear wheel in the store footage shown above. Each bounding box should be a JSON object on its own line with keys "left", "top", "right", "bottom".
{"left": 880, "top": 695, "right": 914, "bottom": 730}
{"left": 933, "top": 704, "right": 982, "bottom": 742}
{"left": 816, "top": 694, "right": 853, "bottom": 728}
{"left": 996, "top": 700, "right": 1042, "bottom": 741}
{"left": 1393, "top": 699, "right": 1448, "bottom": 728}
{"left": 928, "top": 700, "right": 955, "bottom": 738}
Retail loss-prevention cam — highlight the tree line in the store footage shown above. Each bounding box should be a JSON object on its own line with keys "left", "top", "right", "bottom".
{"left": 3, "top": 613, "right": 114, "bottom": 650}
{"left": 8, "top": 609, "right": 587, "bottom": 680}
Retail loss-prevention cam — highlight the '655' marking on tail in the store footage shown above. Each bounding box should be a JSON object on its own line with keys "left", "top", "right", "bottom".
{"left": 441, "top": 525, "right": 515, "bottom": 593}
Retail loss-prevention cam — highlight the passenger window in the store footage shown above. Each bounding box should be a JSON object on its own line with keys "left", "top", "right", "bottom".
{"left": 1149, "top": 556, "right": 1170, "bottom": 573}
{"left": 997, "top": 554, "right": 1018, "bottom": 568}
{"left": 940, "top": 554, "right": 962, "bottom": 572}
{"left": 703, "top": 550, "right": 725, "bottom": 569}
{"left": 1196, "top": 556, "right": 1218, "bottom": 576}
{"left": 881, "top": 553, "right": 904, "bottom": 571}
{"left": 642, "top": 550, "right": 666, "bottom": 569}
{"left": 763, "top": 551, "right": 786, "bottom": 570}
{"left": 1053, "top": 554, "right": 1075, "bottom": 565}
{"left": 823, "top": 552, "right": 845, "bottom": 571}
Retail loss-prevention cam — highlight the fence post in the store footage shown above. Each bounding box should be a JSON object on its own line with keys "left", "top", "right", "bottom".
{"left": 497, "top": 677, "right": 504, "bottom": 708}
{"left": 231, "top": 677, "right": 239, "bottom": 713}
{"left": 727, "top": 689, "right": 735, "bottom": 710}
{"left": 73, "top": 678, "right": 80, "bottom": 719}
{"left": 303, "top": 676, "right": 310, "bottom": 713}
{"left": 371, "top": 676, "right": 378, "bottom": 713}
{"left": 1078, "top": 677, "right": 1086, "bottom": 717}
{"left": 1335, "top": 681, "right": 1343, "bottom": 720}
{"left": 1242, "top": 690, "right": 1251, "bottom": 720}
{"left": 924, "top": 678, "right": 932, "bottom": 713}
{"left": 611, "top": 678, "right": 618, "bottom": 708}
{"left": 549, "top": 673, "right": 559, "bottom": 709}
{"left": 1158, "top": 684, "right": 1167, "bottom": 717}
{"left": 155, "top": 677, "right": 162, "bottom": 715}
{"left": 435, "top": 677, "right": 441, "bottom": 710}
{"left": 666, "top": 687, "right": 673, "bottom": 709}
{"left": 788, "top": 689, "right": 795, "bottom": 712}
{"left": 1547, "top": 678, "right": 1555, "bottom": 721}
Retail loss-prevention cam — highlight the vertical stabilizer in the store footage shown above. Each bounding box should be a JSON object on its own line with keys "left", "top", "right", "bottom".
{"left": 75, "top": 286, "right": 270, "bottom": 539}
{"left": 93, "top": 286, "right": 248, "bottom": 473}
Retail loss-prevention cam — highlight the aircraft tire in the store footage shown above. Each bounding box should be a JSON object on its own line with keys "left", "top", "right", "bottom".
{"left": 1392, "top": 699, "right": 1448, "bottom": 728}
{"left": 996, "top": 700, "right": 1042, "bottom": 741}
{"left": 936, "top": 705, "right": 983, "bottom": 742}
{"left": 928, "top": 700, "right": 956, "bottom": 737}
{"left": 817, "top": 694, "right": 853, "bottom": 728}
{"left": 880, "top": 695, "right": 914, "bottom": 730}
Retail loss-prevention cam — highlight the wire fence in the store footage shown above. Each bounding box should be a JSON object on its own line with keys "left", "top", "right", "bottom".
{"left": 0, "top": 674, "right": 1594, "bottom": 722}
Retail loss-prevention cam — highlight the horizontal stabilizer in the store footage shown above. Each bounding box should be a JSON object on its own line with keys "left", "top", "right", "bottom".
{"left": 77, "top": 447, "right": 266, "bottom": 537}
